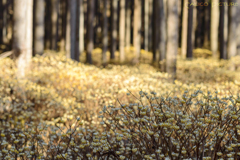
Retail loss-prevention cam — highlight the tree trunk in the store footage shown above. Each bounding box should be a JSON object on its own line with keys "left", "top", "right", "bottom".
{"left": 34, "top": 0, "right": 45, "bottom": 56}
{"left": 159, "top": 0, "right": 166, "bottom": 72}
{"left": 66, "top": 0, "right": 78, "bottom": 60}
{"left": 219, "top": 0, "right": 228, "bottom": 59}
{"left": 45, "top": 1, "right": 51, "bottom": 49}
{"left": 102, "top": 0, "right": 108, "bottom": 67}
{"left": 148, "top": 0, "right": 153, "bottom": 51}
{"left": 152, "top": 0, "right": 160, "bottom": 63}
{"left": 1, "top": 0, "right": 8, "bottom": 44}
{"left": 144, "top": 0, "right": 149, "bottom": 52}
{"left": 211, "top": 0, "right": 219, "bottom": 58}
{"left": 125, "top": 0, "right": 131, "bottom": 51}
{"left": 186, "top": 0, "right": 193, "bottom": 58}
{"left": 166, "top": 0, "right": 178, "bottom": 82}
{"left": 51, "top": 0, "right": 59, "bottom": 50}
{"left": 86, "top": 0, "right": 94, "bottom": 64}
{"left": 110, "top": 0, "right": 117, "bottom": 60}
{"left": 236, "top": 0, "right": 240, "bottom": 55}
{"left": 191, "top": 0, "right": 197, "bottom": 50}
{"left": 133, "top": 0, "right": 141, "bottom": 64}
{"left": 119, "top": 0, "right": 125, "bottom": 63}
{"left": 13, "top": 0, "right": 33, "bottom": 78}
{"left": 79, "top": 0, "right": 84, "bottom": 56}
{"left": 181, "top": 0, "right": 188, "bottom": 58}
{"left": 203, "top": 0, "right": 210, "bottom": 48}
{"left": 195, "top": 0, "right": 205, "bottom": 48}
{"left": 227, "top": 0, "right": 237, "bottom": 70}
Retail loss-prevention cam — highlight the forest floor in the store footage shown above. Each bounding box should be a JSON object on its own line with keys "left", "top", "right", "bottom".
{"left": 0, "top": 48, "right": 240, "bottom": 159}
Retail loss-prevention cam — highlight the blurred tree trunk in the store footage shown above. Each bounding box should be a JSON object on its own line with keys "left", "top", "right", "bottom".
{"left": 152, "top": 0, "right": 159, "bottom": 63}
{"left": 86, "top": 0, "right": 94, "bottom": 64}
{"left": 186, "top": 0, "right": 193, "bottom": 58}
{"left": 34, "top": 0, "right": 45, "bottom": 56}
{"left": 211, "top": 0, "right": 219, "bottom": 58}
{"left": 236, "top": 0, "right": 240, "bottom": 55}
{"left": 181, "top": 0, "right": 188, "bottom": 58}
{"left": 13, "top": 0, "right": 33, "bottom": 78}
{"left": 166, "top": 0, "right": 178, "bottom": 81}
{"left": 79, "top": 0, "right": 84, "bottom": 56}
{"left": 1, "top": 0, "right": 8, "bottom": 44}
{"left": 148, "top": 0, "right": 153, "bottom": 51}
{"left": 51, "top": 0, "right": 59, "bottom": 50}
{"left": 219, "top": 0, "right": 228, "bottom": 59}
{"left": 133, "top": 0, "right": 141, "bottom": 64}
{"left": 203, "top": 0, "right": 210, "bottom": 48}
{"left": 110, "top": 0, "right": 117, "bottom": 60}
{"left": 144, "top": 0, "right": 149, "bottom": 52}
{"left": 60, "top": 0, "right": 67, "bottom": 52}
{"left": 125, "top": 0, "right": 131, "bottom": 50}
{"left": 195, "top": 0, "right": 205, "bottom": 48}
{"left": 228, "top": 0, "right": 237, "bottom": 70}
{"left": 159, "top": 0, "right": 166, "bottom": 72}
{"left": 66, "top": 0, "right": 78, "bottom": 60}
{"left": 102, "top": 0, "right": 108, "bottom": 67}
{"left": 45, "top": 1, "right": 51, "bottom": 49}
{"left": 119, "top": 0, "right": 125, "bottom": 63}
{"left": 191, "top": 0, "right": 197, "bottom": 50}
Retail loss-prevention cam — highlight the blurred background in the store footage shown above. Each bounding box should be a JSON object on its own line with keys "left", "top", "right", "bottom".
{"left": 0, "top": 0, "right": 240, "bottom": 79}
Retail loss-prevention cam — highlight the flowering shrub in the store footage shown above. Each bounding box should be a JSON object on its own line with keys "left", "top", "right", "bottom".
{"left": 0, "top": 52, "right": 240, "bottom": 159}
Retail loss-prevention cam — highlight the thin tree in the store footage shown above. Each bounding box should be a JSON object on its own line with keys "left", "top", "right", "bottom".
{"left": 181, "top": 0, "right": 188, "bottom": 58}
{"left": 144, "top": 0, "right": 149, "bottom": 52}
{"left": 13, "top": 0, "right": 33, "bottom": 78}
{"left": 79, "top": 0, "right": 84, "bottom": 56}
{"left": 186, "top": 0, "right": 193, "bottom": 58}
{"left": 133, "top": 0, "right": 141, "bottom": 64}
{"left": 34, "top": 0, "right": 45, "bottom": 55}
{"left": 148, "top": 0, "right": 153, "bottom": 51}
{"left": 110, "top": 0, "right": 117, "bottom": 60}
{"left": 166, "top": 0, "right": 178, "bottom": 82}
{"left": 125, "top": 0, "right": 131, "bottom": 51}
{"left": 227, "top": 0, "right": 237, "bottom": 70}
{"left": 210, "top": 0, "right": 219, "bottom": 58}
{"left": 203, "top": 0, "right": 210, "bottom": 48}
{"left": 159, "top": 0, "right": 166, "bottom": 72}
{"left": 66, "top": 0, "right": 78, "bottom": 60}
{"left": 102, "top": 0, "right": 108, "bottom": 67}
{"left": 1, "top": 0, "right": 8, "bottom": 44}
{"left": 119, "top": 0, "right": 125, "bottom": 63}
{"left": 51, "top": 0, "right": 59, "bottom": 50}
{"left": 86, "top": 0, "right": 94, "bottom": 64}
{"left": 236, "top": 0, "right": 240, "bottom": 55}
{"left": 219, "top": 0, "right": 228, "bottom": 59}
{"left": 152, "top": 0, "right": 160, "bottom": 63}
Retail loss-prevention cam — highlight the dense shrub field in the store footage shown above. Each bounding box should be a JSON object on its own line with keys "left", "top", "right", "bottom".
{"left": 0, "top": 51, "right": 240, "bottom": 159}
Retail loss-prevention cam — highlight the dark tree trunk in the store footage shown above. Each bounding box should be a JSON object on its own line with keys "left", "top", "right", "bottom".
{"left": 102, "top": 0, "right": 108, "bottom": 67}
{"left": 203, "top": 0, "right": 210, "bottom": 49}
{"left": 144, "top": 0, "right": 149, "bottom": 52}
{"left": 152, "top": 0, "right": 159, "bottom": 63}
{"left": 119, "top": 0, "right": 125, "bottom": 63}
{"left": 110, "top": 0, "right": 117, "bottom": 60}
{"left": 125, "top": 0, "right": 131, "bottom": 51}
{"left": 181, "top": 0, "right": 188, "bottom": 58}
{"left": 86, "top": 0, "right": 94, "bottom": 64}
{"left": 159, "top": 0, "right": 166, "bottom": 72}
{"left": 219, "top": 0, "right": 228, "bottom": 59}
{"left": 51, "top": 0, "right": 59, "bottom": 50}
{"left": 186, "top": 0, "right": 193, "bottom": 58}
{"left": 33, "top": 0, "right": 45, "bottom": 56}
